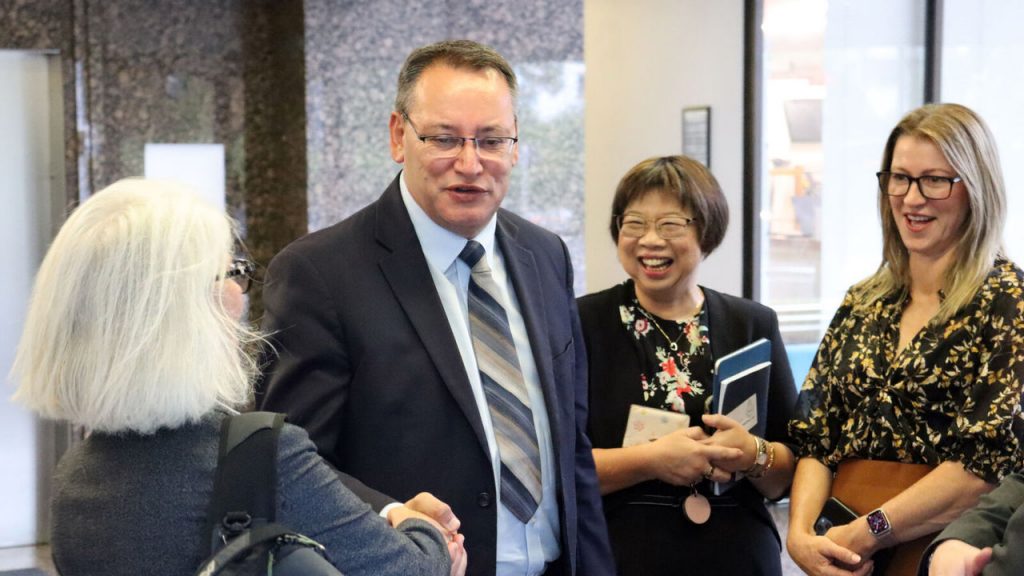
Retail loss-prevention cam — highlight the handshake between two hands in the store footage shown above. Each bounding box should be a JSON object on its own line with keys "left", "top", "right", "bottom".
{"left": 387, "top": 492, "right": 468, "bottom": 576}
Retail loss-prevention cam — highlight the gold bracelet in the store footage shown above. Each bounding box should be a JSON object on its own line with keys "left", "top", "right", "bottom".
{"left": 763, "top": 440, "right": 776, "bottom": 473}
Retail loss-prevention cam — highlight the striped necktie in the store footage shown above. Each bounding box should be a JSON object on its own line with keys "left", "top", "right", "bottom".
{"left": 459, "top": 240, "right": 541, "bottom": 523}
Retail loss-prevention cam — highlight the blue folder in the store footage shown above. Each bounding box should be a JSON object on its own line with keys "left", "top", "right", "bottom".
{"left": 710, "top": 337, "right": 772, "bottom": 494}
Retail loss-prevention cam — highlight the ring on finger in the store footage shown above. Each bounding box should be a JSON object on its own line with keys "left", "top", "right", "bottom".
{"left": 703, "top": 464, "right": 715, "bottom": 479}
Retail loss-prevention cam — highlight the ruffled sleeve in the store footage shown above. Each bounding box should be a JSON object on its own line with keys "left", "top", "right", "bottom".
{"left": 788, "top": 290, "right": 859, "bottom": 466}
{"left": 948, "top": 277, "right": 1024, "bottom": 483}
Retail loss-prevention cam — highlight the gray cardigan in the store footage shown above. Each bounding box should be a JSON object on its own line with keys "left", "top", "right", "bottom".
{"left": 50, "top": 411, "right": 450, "bottom": 576}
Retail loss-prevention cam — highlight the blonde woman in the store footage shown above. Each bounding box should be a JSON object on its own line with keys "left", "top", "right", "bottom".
{"left": 12, "top": 179, "right": 465, "bottom": 576}
{"left": 787, "top": 103, "right": 1024, "bottom": 576}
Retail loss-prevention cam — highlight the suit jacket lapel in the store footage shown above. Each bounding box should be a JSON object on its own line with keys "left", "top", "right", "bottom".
{"left": 374, "top": 178, "right": 489, "bottom": 454}
{"left": 496, "top": 215, "right": 564, "bottom": 445}
{"left": 704, "top": 287, "right": 744, "bottom": 362}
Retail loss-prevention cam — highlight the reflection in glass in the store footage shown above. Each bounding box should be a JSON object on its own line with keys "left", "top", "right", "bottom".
{"left": 760, "top": 0, "right": 925, "bottom": 383}
{"left": 942, "top": 0, "right": 1024, "bottom": 265}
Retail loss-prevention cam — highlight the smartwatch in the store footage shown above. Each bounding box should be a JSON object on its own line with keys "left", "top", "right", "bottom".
{"left": 866, "top": 508, "right": 892, "bottom": 538}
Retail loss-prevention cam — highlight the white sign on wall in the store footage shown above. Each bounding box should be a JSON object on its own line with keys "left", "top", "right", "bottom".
{"left": 144, "top": 143, "right": 226, "bottom": 211}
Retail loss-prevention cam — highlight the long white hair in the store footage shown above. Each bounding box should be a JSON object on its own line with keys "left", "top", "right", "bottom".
{"left": 11, "top": 179, "right": 260, "bottom": 434}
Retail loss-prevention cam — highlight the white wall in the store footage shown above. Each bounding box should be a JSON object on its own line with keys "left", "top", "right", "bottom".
{"left": 584, "top": 0, "right": 746, "bottom": 295}
{"left": 0, "top": 50, "right": 64, "bottom": 547}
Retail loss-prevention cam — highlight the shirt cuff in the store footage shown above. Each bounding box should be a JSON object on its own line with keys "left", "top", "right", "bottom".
{"left": 379, "top": 501, "right": 403, "bottom": 521}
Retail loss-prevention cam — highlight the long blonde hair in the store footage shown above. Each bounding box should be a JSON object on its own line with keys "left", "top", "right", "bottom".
{"left": 855, "top": 103, "right": 1006, "bottom": 322}
{"left": 12, "top": 179, "right": 262, "bottom": 434}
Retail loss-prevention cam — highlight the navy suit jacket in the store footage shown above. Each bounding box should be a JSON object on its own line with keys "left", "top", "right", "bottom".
{"left": 259, "top": 175, "right": 614, "bottom": 576}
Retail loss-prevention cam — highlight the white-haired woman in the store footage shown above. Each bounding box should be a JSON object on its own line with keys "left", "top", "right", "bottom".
{"left": 12, "top": 179, "right": 465, "bottom": 576}
{"left": 787, "top": 103, "right": 1024, "bottom": 576}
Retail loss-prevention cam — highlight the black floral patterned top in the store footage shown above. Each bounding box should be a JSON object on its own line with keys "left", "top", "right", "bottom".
{"left": 618, "top": 295, "right": 714, "bottom": 421}
{"left": 789, "top": 260, "right": 1024, "bottom": 483}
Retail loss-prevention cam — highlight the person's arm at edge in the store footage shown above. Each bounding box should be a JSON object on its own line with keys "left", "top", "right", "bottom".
{"left": 920, "top": 473, "right": 1024, "bottom": 575}
{"left": 563, "top": 241, "right": 615, "bottom": 576}
{"left": 277, "top": 423, "right": 452, "bottom": 576}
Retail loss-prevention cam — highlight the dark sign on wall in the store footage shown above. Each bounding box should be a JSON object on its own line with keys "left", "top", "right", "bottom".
{"left": 682, "top": 106, "right": 711, "bottom": 168}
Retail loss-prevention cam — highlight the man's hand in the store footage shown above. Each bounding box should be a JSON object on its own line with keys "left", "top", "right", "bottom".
{"left": 928, "top": 540, "right": 992, "bottom": 576}
{"left": 387, "top": 492, "right": 467, "bottom": 575}
{"left": 447, "top": 532, "right": 468, "bottom": 576}
{"left": 387, "top": 492, "right": 461, "bottom": 540}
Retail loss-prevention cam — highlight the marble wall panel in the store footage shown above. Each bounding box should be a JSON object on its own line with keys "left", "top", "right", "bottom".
{"left": 303, "top": 0, "right": 587, "bottom": 291}
{"left": 0, "top": 0, "right": 80, "bottom": 208}
{"left": 79, "top": 0, "right": 248, "bottom": 217}
{"left": 239, "top": 0, "right": 308, "bottom": 320}
{"left": 0, "top": 0, "right": 311, "bottom": 317}
{"left": 2, "top": 0, "right": 585, "bottom": 289}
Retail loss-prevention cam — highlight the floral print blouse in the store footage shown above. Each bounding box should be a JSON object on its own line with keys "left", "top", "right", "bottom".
{"left": 789, "top": 260, "right": 1024, "bottom": 483}
{"left": 619, "top": 296, "right": 714, "bottom": 421}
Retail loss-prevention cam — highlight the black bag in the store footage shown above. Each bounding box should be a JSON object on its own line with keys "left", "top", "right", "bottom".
{"left": 194, "top": 411, "right": 343, "bottom": 576}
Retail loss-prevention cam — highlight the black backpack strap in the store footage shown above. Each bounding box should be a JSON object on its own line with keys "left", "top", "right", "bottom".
{"left": 205, "top": 411, "right": 286, "bottom": 556}
{"left": 196, "top": 522, "right": 295, "bottom": 575}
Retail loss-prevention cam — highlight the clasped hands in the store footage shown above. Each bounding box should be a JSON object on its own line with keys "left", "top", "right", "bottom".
{"left": 788, "top": 511, "right": 879, "bottom": 576}
{"left": 643, "top": 413, "right": 759, "bottom": 486}
{"left": 387, "top": 492, "right": 468, "bottom": 576}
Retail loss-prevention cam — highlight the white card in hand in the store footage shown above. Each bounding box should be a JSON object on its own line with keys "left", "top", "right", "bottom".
{"left": 622, "top": 404, "right": 691, "bottom": 447}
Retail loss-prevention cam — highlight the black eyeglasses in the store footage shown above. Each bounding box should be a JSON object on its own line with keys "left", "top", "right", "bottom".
{"left": 402, "top": 113, "right": 518, "bottom": 159}
{"left": 616, "top": 214, "right": 696, "bottom": 239}
{"left": 876, "top": 171, "right": 962, "bottom": 200}
{"left": 224, "top": 258, "right": 255, "bottom": 294}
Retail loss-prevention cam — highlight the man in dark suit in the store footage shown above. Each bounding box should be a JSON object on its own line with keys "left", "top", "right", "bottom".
{"left": 259, "top": 40, "right": 613, "bottom": 576}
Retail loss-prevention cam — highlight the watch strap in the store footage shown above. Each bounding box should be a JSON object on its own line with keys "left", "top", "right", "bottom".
{"left": 743, "top": 436, "right": 769, "bottom": 478}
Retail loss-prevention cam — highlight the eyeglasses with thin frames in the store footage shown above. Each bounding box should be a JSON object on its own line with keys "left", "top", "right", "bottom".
{"left": 876, "top": 171, "right": 962, "bottom": 200}
{"left": 224, "top": 258, "right": 255, "bottom": 294}
{"left": 616, "top": 215, "right": 697, "bottom": 239}
{"left": 402, "top": 113, "right": 518, "bottom": 160}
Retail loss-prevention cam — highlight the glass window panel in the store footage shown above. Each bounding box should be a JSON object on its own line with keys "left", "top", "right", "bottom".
{"left": 760, "top": 0, "right": 925, "bottom": 385}
{"left": 941, "top": 0, "right": 1024, "bottom": 265}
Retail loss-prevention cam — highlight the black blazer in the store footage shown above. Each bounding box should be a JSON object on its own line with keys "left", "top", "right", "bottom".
{"left": 578, "top": 282, "right": 797, "bottom": 541}
{"left": 259, "top": 175, "right": 614, "bottom": 576}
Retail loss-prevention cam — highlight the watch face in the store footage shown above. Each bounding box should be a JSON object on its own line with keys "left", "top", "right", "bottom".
{"left": 866, "top": 509, "right": 891, "bottom": 535}
{"left": 754, "top": 438, "right": 768, "bottom": 464}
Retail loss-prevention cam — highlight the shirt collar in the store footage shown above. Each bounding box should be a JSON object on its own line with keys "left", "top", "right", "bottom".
{"left": 399, "top": 171, "right": 498, "bottom": 273}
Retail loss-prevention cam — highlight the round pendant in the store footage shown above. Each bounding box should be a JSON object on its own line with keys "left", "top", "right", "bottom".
{"left": 669, "top": 342, "right": 678, "bottom": 352}
{"left": 684, "top": 493, "right": 711, "bottom": 524}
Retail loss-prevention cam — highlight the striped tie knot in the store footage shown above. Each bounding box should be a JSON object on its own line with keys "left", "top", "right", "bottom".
{"left": 458, "top": 240, "right": 486, "bottom": 270}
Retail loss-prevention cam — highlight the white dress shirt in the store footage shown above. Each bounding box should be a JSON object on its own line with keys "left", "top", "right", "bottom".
{"left": 400, "top": 174, "right": 560, "bottom": 576}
